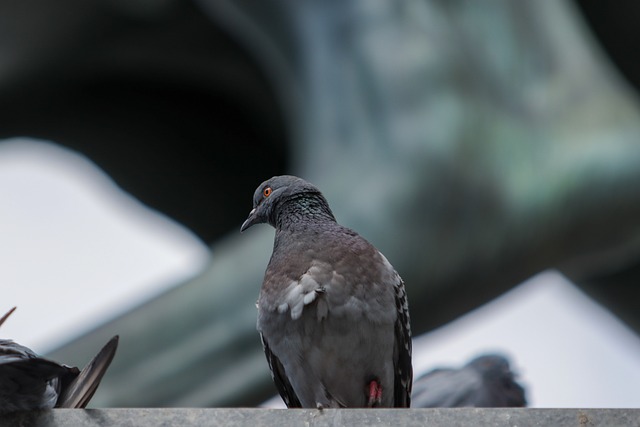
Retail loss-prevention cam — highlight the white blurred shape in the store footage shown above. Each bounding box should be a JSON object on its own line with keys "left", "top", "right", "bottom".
{"left": 412, "top": 270, "right": 640, "bottom": 408}
{"left": 0, "top": 138, "right": 209, "bottom": 352}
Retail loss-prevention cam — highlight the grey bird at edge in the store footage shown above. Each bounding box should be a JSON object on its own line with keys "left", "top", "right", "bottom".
{"left": 241, "top": 175, "right": 412, "bottom": 408}
{"left": 412, "top": 354, "right": 527, "bottom": 408}
{"left": 0, "top": 307, "right": 119, "bottom": 413}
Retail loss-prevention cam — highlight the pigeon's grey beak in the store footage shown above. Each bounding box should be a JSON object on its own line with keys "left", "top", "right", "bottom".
{"left": 240, "top": 208, "right": 258, "bottom": 232}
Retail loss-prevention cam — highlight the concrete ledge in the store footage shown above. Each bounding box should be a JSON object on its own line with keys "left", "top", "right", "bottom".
{"left": 1, "top": 408, "right": 640, "bottom": 427}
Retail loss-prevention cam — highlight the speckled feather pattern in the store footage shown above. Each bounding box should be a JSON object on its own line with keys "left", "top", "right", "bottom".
{"left": 244, "top": 176, "right": 412, "bottom": 408}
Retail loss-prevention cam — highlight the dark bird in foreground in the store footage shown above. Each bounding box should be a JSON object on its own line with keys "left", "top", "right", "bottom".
{"left": 0, "top": 307, "right": 119, "bottom": 413}
{"left": 241, "top": 175, "right": 412, "bottom": 408}
{"left": 411, "top": 354, "right": 527, "bottom": 408}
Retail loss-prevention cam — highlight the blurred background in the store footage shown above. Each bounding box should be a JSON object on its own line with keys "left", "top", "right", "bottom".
{"left": 2, "top": 0, "right": 640, "bottom": 408}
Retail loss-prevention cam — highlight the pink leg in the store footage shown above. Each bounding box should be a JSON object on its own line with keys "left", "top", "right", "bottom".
{"left": 367, "top": 380, "right": 383, "bottom": 407}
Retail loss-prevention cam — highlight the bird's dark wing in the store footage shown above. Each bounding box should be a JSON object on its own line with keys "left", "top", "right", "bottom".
{"left": 393, "top": 277, "right": 413, "bottom": 408}
{"left": 0, "top": 340, "right": 77, "bottom": 413}
{"left": 411, "top": 367, "right": 482, "bottom": 408}
{"left": 56, "top": 335, "right": 119, "bottom": 408}
{"left": 260, "top": 333, "right": 301, "bottom": 408}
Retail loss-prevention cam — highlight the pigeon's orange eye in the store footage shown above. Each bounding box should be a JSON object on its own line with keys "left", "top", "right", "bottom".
{"left": 263, "top": 187, "right": 272, "bottom": 197}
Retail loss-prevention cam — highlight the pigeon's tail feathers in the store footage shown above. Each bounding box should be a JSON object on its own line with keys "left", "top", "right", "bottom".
{"left": 0, "top": 307, "right": 16, "bottom": 328}
{"left": 260, "top": 333, "right": 302, "bottom": 408}
{"left": 393, "top": 276, "right": 413, "bottom": 408}
{"left": 56, "top": 335, "right": 119, "bottom": 408}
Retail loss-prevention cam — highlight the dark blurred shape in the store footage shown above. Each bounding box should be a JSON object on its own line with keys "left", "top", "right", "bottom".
{"left": 0, "top": 0, "right": 288, "bottom": 243}
{"left": 565, "top": 0, "right": 640, "bottom": 338}
{"left": 412, "top": 354, "right": 526, "bottom": 408}
{"left": 574, "top": 1, "right": 640, "bottom": 94}
{"left": 0, "top": 308, "right": 119, "bottom": 413}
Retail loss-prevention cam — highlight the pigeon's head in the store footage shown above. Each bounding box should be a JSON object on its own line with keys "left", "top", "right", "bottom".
{"left": 240, "top": 175, "right": 333, "bottom": 231}
{"left": 467, "top": 355, "right": 513, "bottom": 378}
{"left": 468, "top": 354, "right": 526, "bottom": 406}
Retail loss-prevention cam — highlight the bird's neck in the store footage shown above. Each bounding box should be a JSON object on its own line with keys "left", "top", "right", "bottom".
{"left": 275, "top": 195, "right": 336, "bottom": 231}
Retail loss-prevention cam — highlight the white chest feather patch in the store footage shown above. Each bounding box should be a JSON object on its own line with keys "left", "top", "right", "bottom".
{"left": 278, "top": 265, "right": 327, "bottom": 320}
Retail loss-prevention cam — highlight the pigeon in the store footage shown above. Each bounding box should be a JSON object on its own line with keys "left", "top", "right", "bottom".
{"left": 411, "top": 354, "right": 527, "bottom": 408}
{"left": 241, "top": 175, "right": 412, "bottom": 408}
{"left": 0, "top": 307, "right": 119, "bottom": 413}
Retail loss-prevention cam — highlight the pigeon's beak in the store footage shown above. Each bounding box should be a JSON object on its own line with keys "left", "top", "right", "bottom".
{"left": 240, "top": 208, "right": 258, "bottom": 232}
